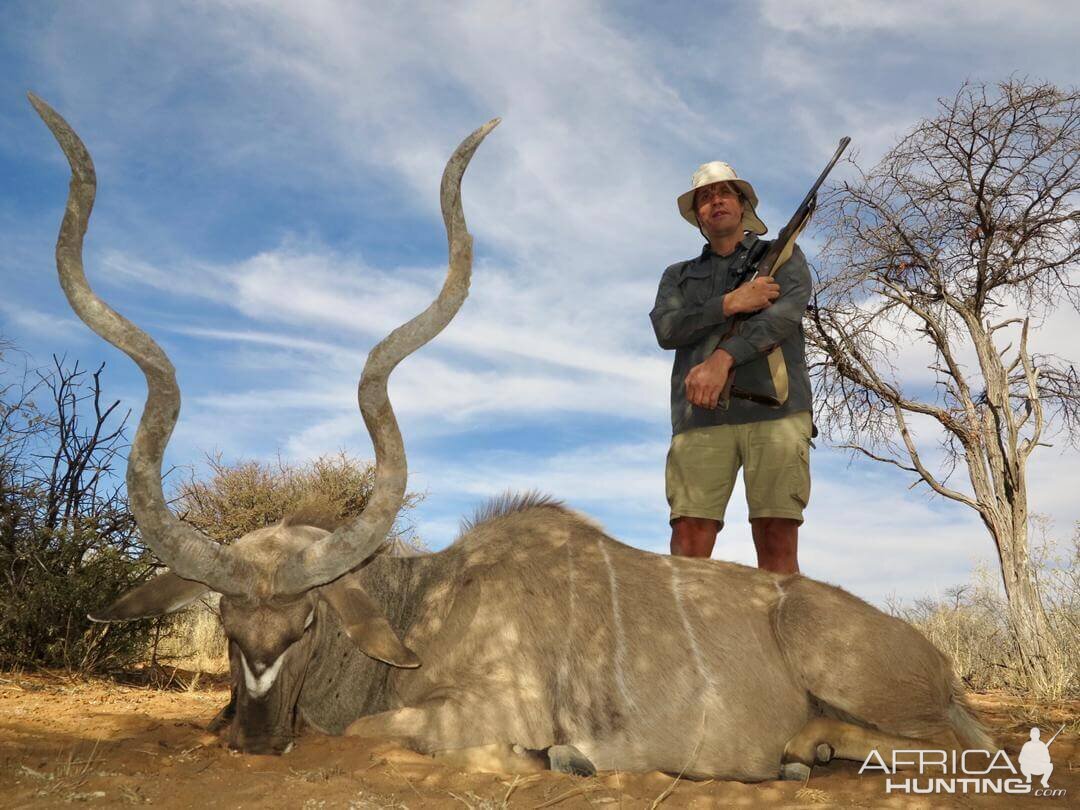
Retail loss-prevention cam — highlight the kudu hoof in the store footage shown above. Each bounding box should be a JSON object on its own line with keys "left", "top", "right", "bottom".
{"left": 779, "top": 761, "right": 811, "bottom": 781}
{"left": 546, "top": 744, "right": 597, "bottom": 777}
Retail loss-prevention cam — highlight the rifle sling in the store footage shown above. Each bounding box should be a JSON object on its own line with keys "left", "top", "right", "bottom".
{"left": 729, "top": 384, "right": 784, "bottom": 408}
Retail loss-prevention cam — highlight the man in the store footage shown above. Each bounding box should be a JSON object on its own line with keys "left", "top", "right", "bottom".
{"left": 650, "top": 162, "right": 813, "bottom": 574}
{"left": 1019, "top": 727, "right": 1054, "bottom": 789}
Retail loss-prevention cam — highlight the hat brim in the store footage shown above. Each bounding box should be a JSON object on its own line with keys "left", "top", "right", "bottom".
{"left": 677, "top": 180, "right": 767, "bottom": 235}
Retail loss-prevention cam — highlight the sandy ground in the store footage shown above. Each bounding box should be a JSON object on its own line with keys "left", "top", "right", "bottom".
{"left": 0, "top": 672, "right": 1077, "bottom": 809}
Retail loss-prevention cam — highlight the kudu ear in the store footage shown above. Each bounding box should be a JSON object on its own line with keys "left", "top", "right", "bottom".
{"left": 319, "top": 580, "right": 421, "bottom": 669}
{"left": 89, "top": 572, "right": 211, "bottom": 623}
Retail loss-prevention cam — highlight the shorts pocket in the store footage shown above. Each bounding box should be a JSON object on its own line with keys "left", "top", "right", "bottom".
{"left": 791, "top": 443, "right": 811, "bottom": 508}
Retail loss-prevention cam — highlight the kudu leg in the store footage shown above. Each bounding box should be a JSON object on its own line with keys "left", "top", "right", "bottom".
{"left": 345, "top": 701, "right": 557, "bottom": 774}
{"left": 344, "top": 702, "right": 455, "bottom": 744}
{"left": 206, "top": 686, "right": 237, "bottom": 733}
{"left": 430, "top": 743, "right": 546, "bottom": 774}
{"left": 783, "top": 716, "right": 960, "bottom": 769}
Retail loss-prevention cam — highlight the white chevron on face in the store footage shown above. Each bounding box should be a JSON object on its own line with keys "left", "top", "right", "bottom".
{"left": 241, "top": 649, "right": 287, "bottom": 698}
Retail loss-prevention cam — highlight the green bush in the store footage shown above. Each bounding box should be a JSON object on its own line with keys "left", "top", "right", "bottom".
{"left": 0, "top": 356, "right": 157, "bottom": 673}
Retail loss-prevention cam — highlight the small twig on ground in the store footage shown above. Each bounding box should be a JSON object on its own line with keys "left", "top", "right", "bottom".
{"left": 649, "top": 777, "right": 679, "bottom": 809}
{"left": 502, "top": 773, "right": 542, "bottom": 803}
{"left": 650, "top": 728, "right": 705, "bottom": 808}
{"left": 795, "top": 787, "right": 831, "bottom": 804}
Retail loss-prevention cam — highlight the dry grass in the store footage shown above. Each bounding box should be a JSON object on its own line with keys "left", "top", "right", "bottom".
{"left": 346, "top": 792, "right": 410, "bottom": 810}
{"left": 173, "top": 451, "right": 424, "bottom": 551}
{"left": 18, "top": 739, "right": 104, "bottom": 802}
{"left": 890, "top": 524, "right": 1080, "bottom": 698}
{"left": 151, "top": 596, "right": 229, "bottom": 676}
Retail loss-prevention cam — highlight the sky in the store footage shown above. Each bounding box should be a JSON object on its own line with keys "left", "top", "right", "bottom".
{"left": 1, "top": 1, "right": 1077, "bottom": 607}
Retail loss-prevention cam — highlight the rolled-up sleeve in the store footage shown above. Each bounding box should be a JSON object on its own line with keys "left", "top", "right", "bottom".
{"left": 717, "top": 245, "right": 811, "bottom": 366}
{"left": 650, "top": 263, "right": 731, "bottom": 350}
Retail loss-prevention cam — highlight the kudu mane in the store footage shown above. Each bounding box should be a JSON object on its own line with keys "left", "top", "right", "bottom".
{"left": 458, "top": 491, "right": 568, "bottom": 537}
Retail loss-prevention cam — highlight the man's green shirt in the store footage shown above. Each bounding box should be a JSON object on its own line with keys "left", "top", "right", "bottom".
{"left": 650, "top": 234, "right": 813, "bottom": 436}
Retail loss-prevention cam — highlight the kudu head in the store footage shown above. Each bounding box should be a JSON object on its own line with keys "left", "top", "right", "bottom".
{"left": 30, "top": 93, "right": 497, "bottom": 754}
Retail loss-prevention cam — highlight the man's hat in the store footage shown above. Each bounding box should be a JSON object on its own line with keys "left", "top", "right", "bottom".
{"left": 677, "top": 161, "right": 767, "bottom": 235}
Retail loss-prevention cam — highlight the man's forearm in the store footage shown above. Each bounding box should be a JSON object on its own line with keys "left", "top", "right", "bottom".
{"left": 684, "top": 345, "right": 735, "bottom": 409}
{"left": 650, "top": 295, "right": 731, "bottom": 349}
{"left": 717, "top": 254, "right": 810, "bottom": 366}
{"left": 711, "top": 347, "right": 735, "bottom": 367}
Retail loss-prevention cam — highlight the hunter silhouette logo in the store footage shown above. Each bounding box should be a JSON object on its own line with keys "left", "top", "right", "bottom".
{"left": 1019, "top": 725, "right": 1064, "bottom": 789}
{"left": 860, "top": 723, "right": 1068, "bottom": 797}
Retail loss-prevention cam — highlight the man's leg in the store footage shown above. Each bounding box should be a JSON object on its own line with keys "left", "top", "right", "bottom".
{"left": 671, "top": 516, "right": 720, "bottom": 557}
{"left": 751, "top": 517, "right": 799, "bottom": 574}
{"left": 743, "top": 412, "right": 812, "bottom": 575}
{"left": 665, "top": 426, "right": 737, "bottom": 559}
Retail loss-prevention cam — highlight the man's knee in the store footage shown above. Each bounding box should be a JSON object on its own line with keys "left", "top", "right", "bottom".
{"left": 671, "top": 516, "right": 719, "bottom": 558}
{"left": 674, "top": 516, "right": 720, "bottom": 532}
{"left": 751, "top": 517, "right": 799, "bottom": 573}
{"left": 752, "top": 517, "right": 799, "bottom": 538}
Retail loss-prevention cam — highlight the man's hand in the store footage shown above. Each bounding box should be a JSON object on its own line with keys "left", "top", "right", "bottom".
{"left": 684, "top": 349, "right": 734, "bottom": 409}
{"left": 723, "top": 277, "right": 780, "bottom": 316}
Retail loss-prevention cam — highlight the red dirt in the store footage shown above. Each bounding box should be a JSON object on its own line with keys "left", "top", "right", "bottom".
{"left": 1, "top": 672, "right": 1076, "bottom": 808}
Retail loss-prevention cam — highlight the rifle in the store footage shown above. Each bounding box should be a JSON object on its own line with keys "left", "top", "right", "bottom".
{"left": 718, "top": 137, "right": 851, "bottom": 408}
{"left": 1046, "top": 723, "right": 1066, "bottom": 747}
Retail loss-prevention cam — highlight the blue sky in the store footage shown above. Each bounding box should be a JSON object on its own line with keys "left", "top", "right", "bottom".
{"left": 2, "top": 1, "right": 1077, "bottom": 605}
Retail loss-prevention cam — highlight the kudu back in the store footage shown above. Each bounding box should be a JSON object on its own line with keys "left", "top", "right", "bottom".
{"left": 33, "top": 94, "right": 992, "bottom": 779}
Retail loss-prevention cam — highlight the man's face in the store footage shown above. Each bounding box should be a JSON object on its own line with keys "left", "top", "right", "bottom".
{"left": 694, "top": 181, "right": 744, "bottom": 237}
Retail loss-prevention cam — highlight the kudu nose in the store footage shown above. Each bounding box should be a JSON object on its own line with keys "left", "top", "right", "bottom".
{"left": 228, "top": 736, "right": 294, "bottom": 756}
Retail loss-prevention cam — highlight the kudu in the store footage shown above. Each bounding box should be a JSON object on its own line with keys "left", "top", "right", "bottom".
{"left": 33, "top": 93, "right": 993, "bottom": 780}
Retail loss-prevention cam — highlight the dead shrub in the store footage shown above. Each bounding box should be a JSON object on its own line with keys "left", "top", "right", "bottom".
{"left": 891, "top": 520, "right": 1080, "bottom": 698}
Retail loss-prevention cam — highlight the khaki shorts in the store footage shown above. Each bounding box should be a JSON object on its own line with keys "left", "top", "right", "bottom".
{"left": 666, "top": 411, "right": 812, "bottom": 527}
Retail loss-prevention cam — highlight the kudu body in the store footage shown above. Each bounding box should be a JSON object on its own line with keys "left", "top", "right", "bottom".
{"left": 33, "top": 94, "right": 992, "bottom": 780}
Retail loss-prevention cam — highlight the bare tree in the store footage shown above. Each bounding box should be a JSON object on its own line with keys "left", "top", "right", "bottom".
{"left": 0, "top": 354, "right": 151, "bottom": 671}
{"left": 808, "top": 78, "right": 1080, "bottom": 691}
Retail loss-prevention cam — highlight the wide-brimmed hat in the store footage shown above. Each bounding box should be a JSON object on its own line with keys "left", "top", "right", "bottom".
{"left": 677, "top": 161, "right": 767, "bottom": 235}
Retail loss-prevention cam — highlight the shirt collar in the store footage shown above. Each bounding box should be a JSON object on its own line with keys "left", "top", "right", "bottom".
{"left": 699, "top": 233, "right": 759, "bottom": 261}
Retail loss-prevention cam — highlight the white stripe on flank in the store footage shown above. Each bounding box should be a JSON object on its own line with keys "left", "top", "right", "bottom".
{"left": 554, "top": 534, "right": 576, "bottom": 727}
{"left": 664, "top": 557, "right": 715, "bottom": 771}
{"left": 597, "top": 538, "right": 636, "bottom": 714}
{"left": 241, "top": 649, "right": 286, "bottom": 698}
{"left": 663, "top": 557, "right": 714, "bottom": 689}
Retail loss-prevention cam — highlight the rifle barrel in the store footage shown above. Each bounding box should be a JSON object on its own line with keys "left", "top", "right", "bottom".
{"left": 796, "top": 136, "right": 851, "bottom": 213}
{"left": 1046, "top": 723, "right": 1066, "bottom": 747}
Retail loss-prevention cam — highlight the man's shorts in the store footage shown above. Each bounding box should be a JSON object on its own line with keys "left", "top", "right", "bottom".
{"left": 665, "top": 411, "right": 812, "bottom": 527}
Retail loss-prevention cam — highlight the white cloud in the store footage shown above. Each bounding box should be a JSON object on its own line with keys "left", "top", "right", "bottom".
{"left": 416, "top": 438, "right": 669, "bottom": 508}
{"left": 176, "top": 326, "right": 346, "bottom": 359}
{"left": 758, "top": 0, "right": 1065, "bottom": 34}
{"left": 0, "top": 301, "right": 86, "bottom": 342}
{"left": 109, "top": 244, "right": 671, "bottom": 425}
